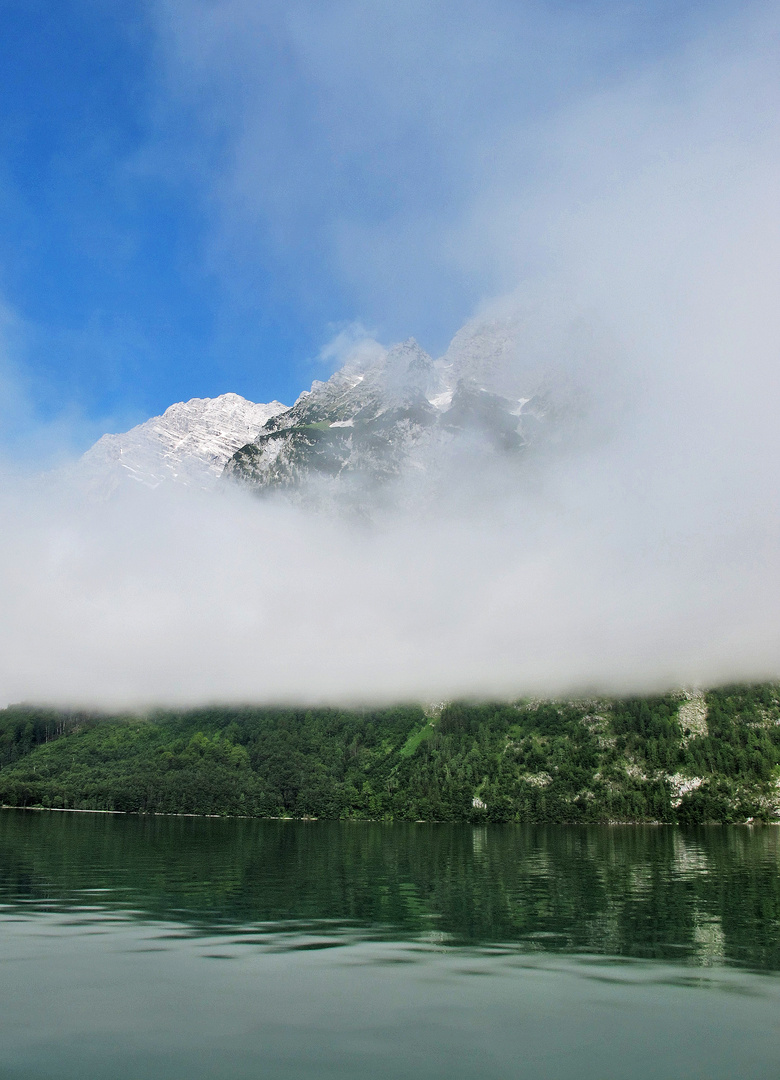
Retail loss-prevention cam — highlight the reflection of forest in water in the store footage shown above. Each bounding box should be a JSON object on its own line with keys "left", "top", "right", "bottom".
{"left": 1, "top": 811, "right": 778, "bottom": 969}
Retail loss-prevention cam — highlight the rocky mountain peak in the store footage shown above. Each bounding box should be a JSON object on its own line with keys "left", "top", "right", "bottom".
{"left": 76, "top": 392, "right": 288, "bottom": 497}
{"left": 74, "top": 316, "right": 544, "bottom": 509}
{"left": 223, "top": 322, "right": 536, "bottom": 508}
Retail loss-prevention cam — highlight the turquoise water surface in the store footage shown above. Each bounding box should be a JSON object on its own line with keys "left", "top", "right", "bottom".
{"left": 0, "top": 812, "right": 778, "bottom": 1079}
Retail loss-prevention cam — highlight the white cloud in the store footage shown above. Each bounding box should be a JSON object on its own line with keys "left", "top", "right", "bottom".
{"left": 153, "top": 0, "right": 726, "bottom": 344}
{"left": 316, "top": 322, "right": 385, "bottom": 376}
{"left": 1, "top": 1, "right": 778, "bottom": 708}
{"left": 151, "top": 0, "right": 767, "bottom": 345}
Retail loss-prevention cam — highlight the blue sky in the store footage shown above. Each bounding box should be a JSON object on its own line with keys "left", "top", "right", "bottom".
{"left": 0, "top": 0, "right": 748, "bottom": 457}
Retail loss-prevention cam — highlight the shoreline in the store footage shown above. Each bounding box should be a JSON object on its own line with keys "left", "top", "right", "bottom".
{"left": 2, "top": 804, "right": 775, "bottom": 826}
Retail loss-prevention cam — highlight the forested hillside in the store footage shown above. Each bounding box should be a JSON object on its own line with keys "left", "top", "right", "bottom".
{"left": 1, "top": 687, "right": 779, "bottom": 824}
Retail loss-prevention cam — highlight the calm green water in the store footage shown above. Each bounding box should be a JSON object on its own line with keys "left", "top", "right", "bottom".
{"left": 0, "top": 812, "right": 779, "bottom": 1079}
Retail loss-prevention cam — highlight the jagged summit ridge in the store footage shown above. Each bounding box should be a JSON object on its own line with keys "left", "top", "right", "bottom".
{"left": 78, "top": 392, "right": 287, "bottom": 496}
{"left": 75, "top": 315, "right": 543, "bottom": 506}
{"left": 224, "top": 319, "right": 534, "bottom": 504}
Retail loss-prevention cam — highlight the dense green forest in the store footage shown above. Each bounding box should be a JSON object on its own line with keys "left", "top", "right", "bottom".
{"left": 1, "top": 685, "right": 779, "bottom": 823}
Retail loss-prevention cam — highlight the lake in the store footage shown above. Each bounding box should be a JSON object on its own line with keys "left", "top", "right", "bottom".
{"left": 0, "top": 811, "right": 778, "bottom": 1079}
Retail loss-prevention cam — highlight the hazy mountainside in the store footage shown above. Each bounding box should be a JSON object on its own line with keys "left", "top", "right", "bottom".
{"left": 2, "top": 686, "right": 779, "bottom": 823}
{"left": 76, "top": 393, "right": 287, "bottom": 496}
{"left": 73, "top": 316, "right": 559, "bottom": 505}
{"left": 224, "top": 322, "right": 535, "bottom": 506}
